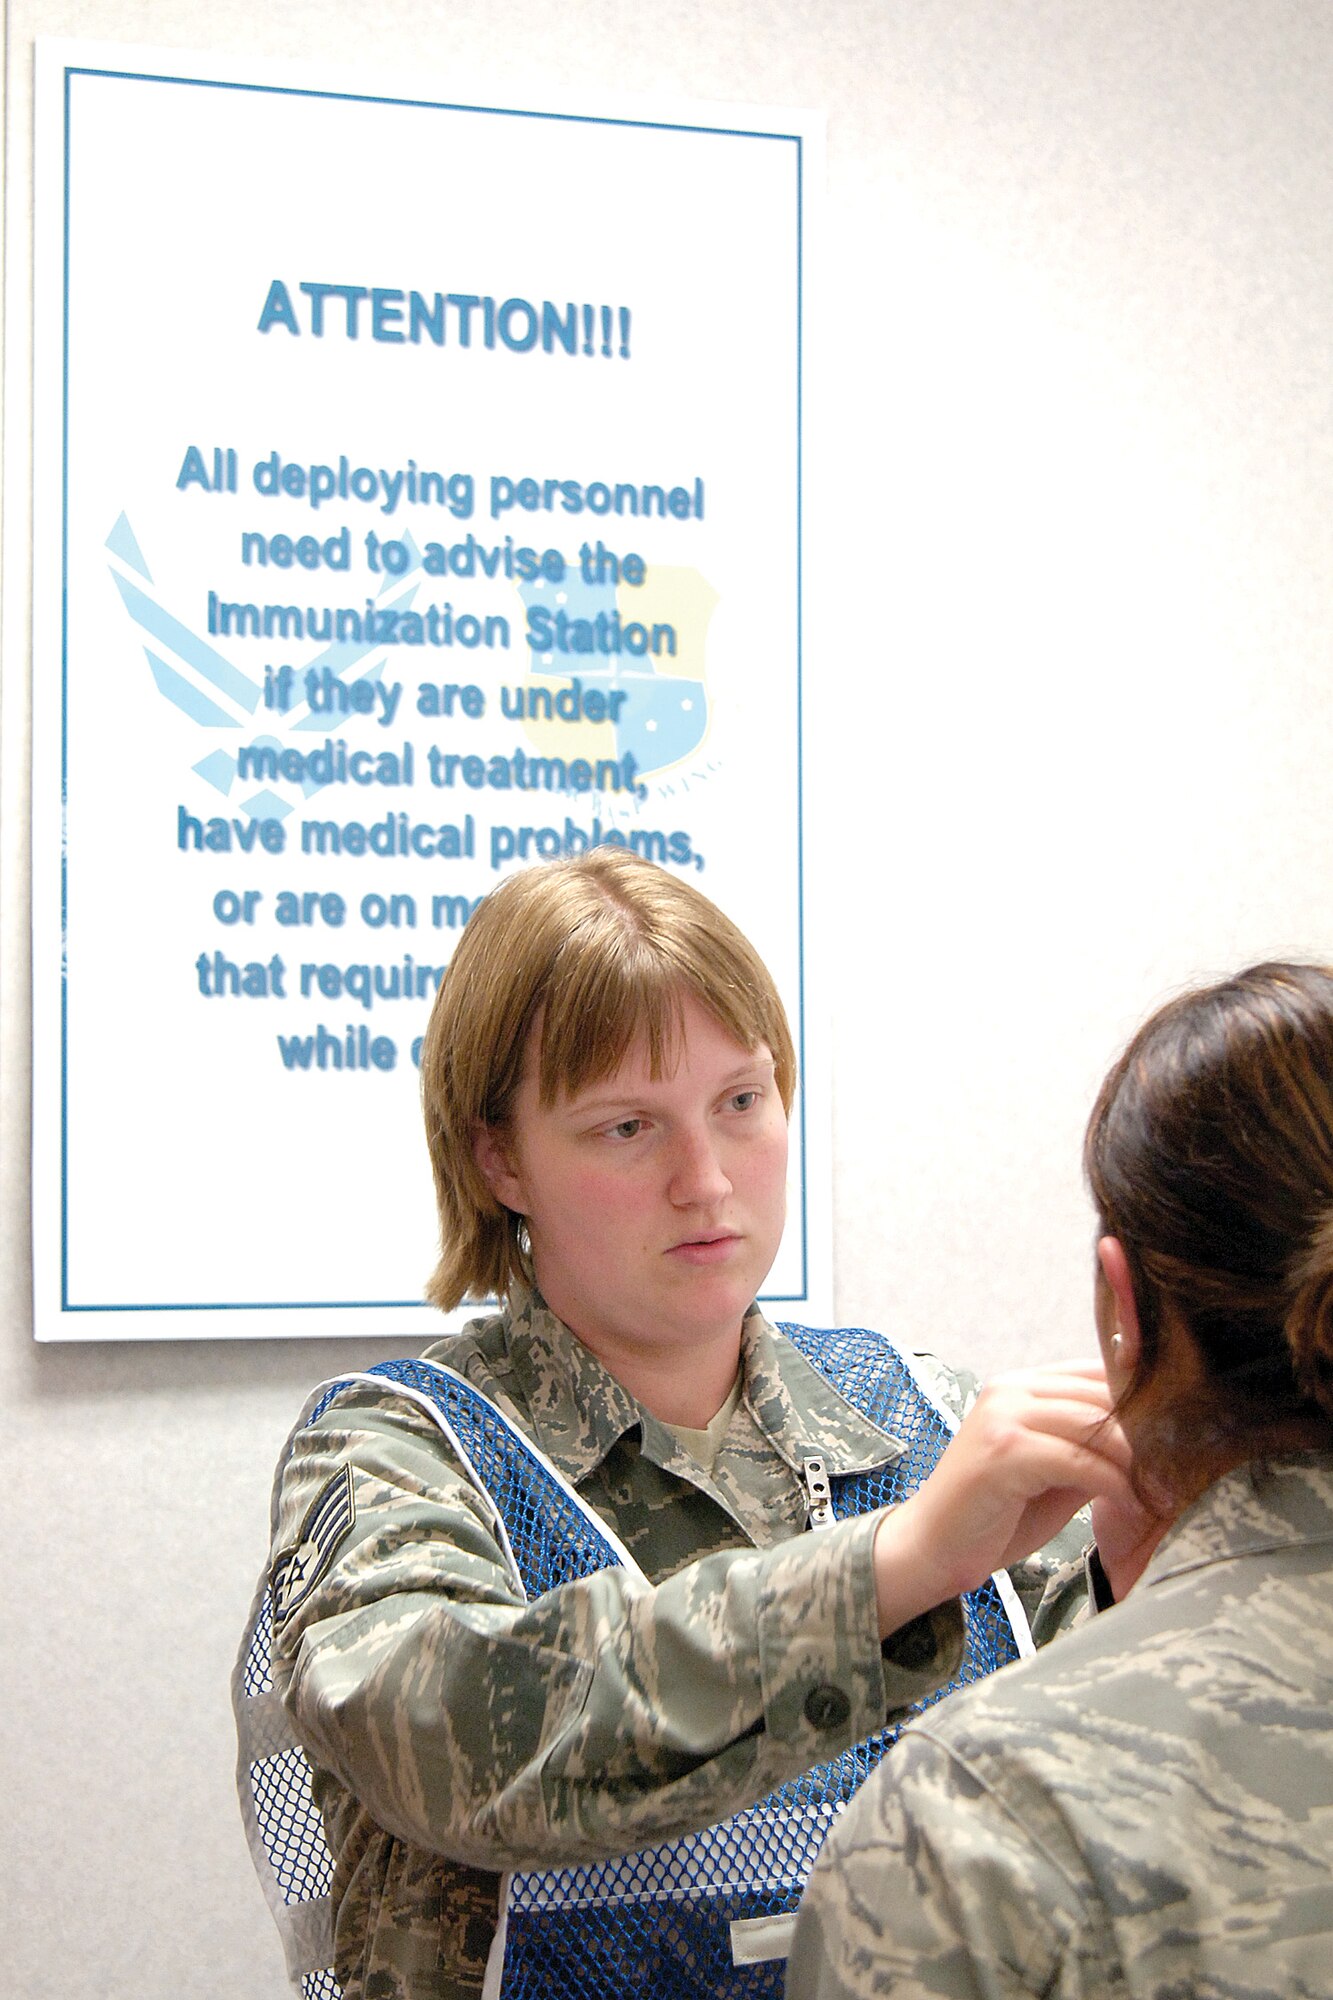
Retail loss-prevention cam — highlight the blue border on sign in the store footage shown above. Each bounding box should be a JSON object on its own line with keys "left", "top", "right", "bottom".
{"left": 57, "top": 61, "right": 808, "bottom": 1315}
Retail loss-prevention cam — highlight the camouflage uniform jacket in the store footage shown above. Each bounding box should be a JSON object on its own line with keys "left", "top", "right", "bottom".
{"left": 269, "top": 1291, "right": 1084, "bottom": 2000}
{"left": 787, "top": 1450, "right": 1333, "bottom": 2000}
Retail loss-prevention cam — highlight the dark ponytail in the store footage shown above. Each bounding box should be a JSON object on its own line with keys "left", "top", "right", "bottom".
{"left": 1286, "top": 1210, "right": 1333, "bottom": 1417}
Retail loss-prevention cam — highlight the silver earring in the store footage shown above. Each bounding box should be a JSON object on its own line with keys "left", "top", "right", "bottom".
{"left": 1110, "top": 1333, "right": 1124, "bottom": 1354}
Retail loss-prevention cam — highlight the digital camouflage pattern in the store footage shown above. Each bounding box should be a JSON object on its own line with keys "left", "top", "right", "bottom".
{"left": 787, "top": 1451, "right": 1333, "bottom": 2000}
{"left": 268, "top": 1292, "right": 1088, "bottom": 2000}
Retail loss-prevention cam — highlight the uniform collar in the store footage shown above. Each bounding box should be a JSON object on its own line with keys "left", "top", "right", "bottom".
{"left": 494, "top": 1288, "right": 904, "bottom": 1486}
{"left": 1143, "top": 1450, "right": 1333, "bottom": 1588}
{"left": 738, "top": 1309, "right": 906, "bottom": 1476}
{"left": 499, "top": 1285, "right": 643, "bottom": 1484}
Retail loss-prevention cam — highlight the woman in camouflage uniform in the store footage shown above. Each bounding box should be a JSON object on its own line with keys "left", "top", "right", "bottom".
{"left": 789, "top": 960, "right": 1333, "bottom": 2000}
{"left": 261, "top": 851, "right": 1132, "bottom": 2000}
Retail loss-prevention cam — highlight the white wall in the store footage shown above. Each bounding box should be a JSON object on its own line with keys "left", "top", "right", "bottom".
{"left": 3, "top": 4, "right": 1331, "bottom": 1994}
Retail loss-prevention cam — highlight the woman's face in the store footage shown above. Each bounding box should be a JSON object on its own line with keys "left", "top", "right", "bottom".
{"left": 476, "top": 993, "right": 789, "bottom": 1373}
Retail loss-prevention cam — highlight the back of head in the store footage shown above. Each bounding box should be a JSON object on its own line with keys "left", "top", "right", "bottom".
{"left": 420, "top": 849, "right": 796, "bottom": 1309}
{"left": 1085, "top": 961, "right": 1333, "bottom": 1466}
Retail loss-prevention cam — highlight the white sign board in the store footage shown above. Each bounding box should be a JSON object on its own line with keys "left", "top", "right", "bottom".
{"left": 31, "top": 43, "right": 826, "bottom": 1339}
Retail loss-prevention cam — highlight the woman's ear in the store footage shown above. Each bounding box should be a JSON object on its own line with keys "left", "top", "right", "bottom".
{"left": 1096, "top": 1235, "right": 1142, "bottom": 1378}
{"left": 473, "top": 1125, "right": 526, "bottom": 1213}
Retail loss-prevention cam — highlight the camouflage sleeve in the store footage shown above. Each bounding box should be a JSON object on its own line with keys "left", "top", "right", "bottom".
{"left": 271, "top": 1384, "right": 963, "bottom": 1873}
{"left": 903, "top": 1348, "right": 1093, "bottom": 1641}
{"left": 1025, "top": 1541, "right": 1115, "bottom": 1643}
{"left": 786, "top": 1725, "right": 1086, "bottom": 2000}
{"left": 901, "top": 1346, "right": 979, "bottom": 1424}
{"left": 1006, "top": 1517, "right": 1093, "bottom": 1639}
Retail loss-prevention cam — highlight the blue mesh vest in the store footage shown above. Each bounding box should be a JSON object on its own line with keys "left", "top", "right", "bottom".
{"left": 235, "top": 1325, "right": 1026, "bottom": 2000}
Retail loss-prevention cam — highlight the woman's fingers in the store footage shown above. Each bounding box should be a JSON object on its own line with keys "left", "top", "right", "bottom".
{"left": 871, "top": 1361, "right": 1132, "bottom": 1636}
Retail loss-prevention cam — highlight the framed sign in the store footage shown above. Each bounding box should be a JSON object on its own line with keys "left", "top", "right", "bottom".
{"left": 31, "top": 42, "right": 826, "bottom": 1338}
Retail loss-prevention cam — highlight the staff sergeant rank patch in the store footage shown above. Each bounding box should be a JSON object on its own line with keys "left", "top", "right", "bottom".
{"left": 271, "top": 1465, "right": 356, "bottom": 1623}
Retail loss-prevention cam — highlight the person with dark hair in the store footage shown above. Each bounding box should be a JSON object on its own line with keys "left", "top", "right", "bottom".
{"left": 788, "top": 960, "right": 1333, "bottom": 2000}
{"left": 239, "top": 852, "right": 1131, "bottom": 2000}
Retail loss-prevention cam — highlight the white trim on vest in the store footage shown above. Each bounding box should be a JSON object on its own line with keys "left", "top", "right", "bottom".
{"left": 866, "top": 1338, "right": 1035, "bottom": 1658}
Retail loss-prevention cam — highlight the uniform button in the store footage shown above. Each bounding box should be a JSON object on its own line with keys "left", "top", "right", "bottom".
{"left": 803, "top": 1683, "right": 851, "bottom": 1730}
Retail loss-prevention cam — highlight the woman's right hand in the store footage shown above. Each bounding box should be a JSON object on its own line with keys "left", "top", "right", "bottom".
{"left": 869, "top": 1360, "right": 1137, "bottom": 1639}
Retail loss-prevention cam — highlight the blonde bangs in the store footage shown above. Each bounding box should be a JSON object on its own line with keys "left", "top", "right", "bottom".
{"left": 534, "top": 911, "right": 794, "bottom": 1111}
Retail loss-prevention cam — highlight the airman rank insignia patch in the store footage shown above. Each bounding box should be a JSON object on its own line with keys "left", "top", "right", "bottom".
{"left": 271, "top": 1465, "right": 355, "bottom": 1623}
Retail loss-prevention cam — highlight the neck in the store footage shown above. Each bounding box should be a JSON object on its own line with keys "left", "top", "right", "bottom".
{"left": 571, "top": 1322, "right": 745, "bottom": 1428}
{"left": 1179, "top": 1411, "right": 1333, "bottom": 1491}
{"left": 1107, "top": 1408, "right": 1333, "bottom": 1602}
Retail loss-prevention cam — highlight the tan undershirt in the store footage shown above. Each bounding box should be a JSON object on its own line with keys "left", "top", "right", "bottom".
{"left": 662, "top": 1374, "right": 745, "bottom": 1474}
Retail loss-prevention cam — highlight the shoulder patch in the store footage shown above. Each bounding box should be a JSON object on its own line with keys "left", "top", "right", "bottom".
{"left": 271, "top": 1465, "right": 356, "bottom": 1623}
